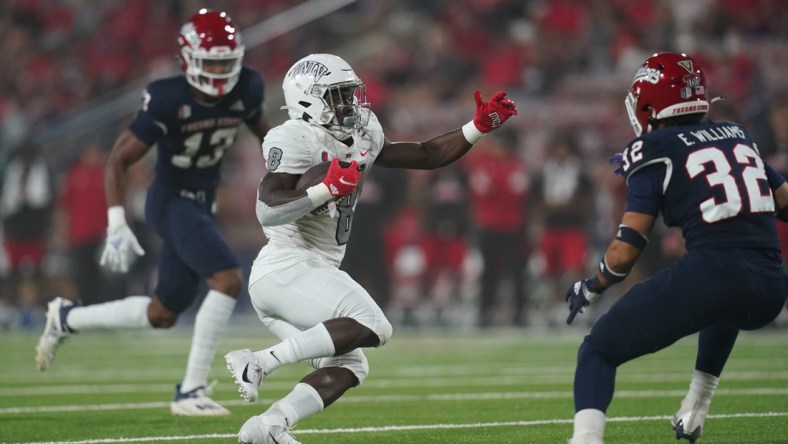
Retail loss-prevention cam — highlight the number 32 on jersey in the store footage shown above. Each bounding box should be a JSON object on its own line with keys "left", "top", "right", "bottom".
{"left": 622, "top": 140, "right": 774, "bottom": 223}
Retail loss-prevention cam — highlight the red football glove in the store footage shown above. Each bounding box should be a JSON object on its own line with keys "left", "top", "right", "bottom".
{"left": 322, "top": 158, "right": 360, "bottom": 197}
{"left": 472, "top": 89, "right": 518, "bottom": 132}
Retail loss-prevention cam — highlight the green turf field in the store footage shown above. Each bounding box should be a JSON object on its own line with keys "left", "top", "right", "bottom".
{"left": 1, "top": 325, "right": 786, "bottom": 443}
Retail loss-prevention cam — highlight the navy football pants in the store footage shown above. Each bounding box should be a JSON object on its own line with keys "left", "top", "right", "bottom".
{"left": 574, "top": 248, "right": 788, "bottom": 412}
{"left": 145, "top": 180, "right": 238, "bottom": 314}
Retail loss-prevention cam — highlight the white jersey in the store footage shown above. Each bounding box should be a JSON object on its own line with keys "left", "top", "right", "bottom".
{"left": 259, "top": 112, "right": 385, "bottom": 267}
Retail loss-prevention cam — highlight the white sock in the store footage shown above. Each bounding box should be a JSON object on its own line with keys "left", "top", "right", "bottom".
{"left": 180, "top": 290, "right": 236, "bottom": 393}
{"left": 254, "top": 323, "right": 335, "bottom": 374}
{"left": 264, "top": 383, "right": 324, "bottom": 426}
{"left": 570, "top": 408, "right": 605, "bottom": 443}
{"left": 678, "top": 369, "right": 719, "bottom": 414}
{"left": 682, "top": 370, "right": 720, "bottom": 410}
{"left": 66, "top": 296, "right": 152, "bottom": 330}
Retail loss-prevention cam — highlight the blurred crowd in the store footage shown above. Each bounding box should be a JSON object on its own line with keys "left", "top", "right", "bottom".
{"left": 1, "top": 0, "right": 787, "bottom": 330}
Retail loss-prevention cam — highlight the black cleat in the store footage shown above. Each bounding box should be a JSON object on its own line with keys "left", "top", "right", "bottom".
{"left": 673, "top": 417, "right": 702, "bottom": 444}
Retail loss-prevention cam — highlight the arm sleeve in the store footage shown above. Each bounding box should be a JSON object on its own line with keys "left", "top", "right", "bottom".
{"left": 625, "top": 164, "right": 665, "bottom": 216}
{"left": 256, "top": 196, "right": 317, "bottom": 227}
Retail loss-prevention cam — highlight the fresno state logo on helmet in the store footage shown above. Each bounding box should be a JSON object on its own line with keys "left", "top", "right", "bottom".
{"left": 632, "top": 65, "right": 661, "bottom": 84}
{"left": 179, "top": 22, "right": 202, "bottom": 49}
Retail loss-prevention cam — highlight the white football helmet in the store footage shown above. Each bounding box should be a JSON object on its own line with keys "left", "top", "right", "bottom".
{"left": 282, "top": 54, "right": 370, "bottom": 140}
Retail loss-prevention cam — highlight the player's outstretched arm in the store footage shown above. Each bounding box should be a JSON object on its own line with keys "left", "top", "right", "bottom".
{"left": 375, "top": 89, "right": 518, "bottom": 169}
{"left": 100, "top": 129, "right": 149, "bottom": 273}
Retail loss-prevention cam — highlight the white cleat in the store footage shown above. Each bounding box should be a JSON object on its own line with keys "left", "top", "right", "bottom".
{"left": 671, "top": 409, "right": 705, "bottom": 443}
{"left": 225, "top": 349, "right": 265, "bottom": 403}
{"left": 238, "top": 415, "right": 300, "bottom": 444}
{"left": 35, "top": 297, "right": 74, "bottom": 371}
{"left": 567, "top": 434, "right": 604, "bottom": 444}
{"left": 170, "top": 383, "right": 230, "bottom": 416}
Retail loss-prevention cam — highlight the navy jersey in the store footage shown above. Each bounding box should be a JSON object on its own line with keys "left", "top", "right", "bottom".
{"left": 129, "top": 66, "right": 264, "bottom": 191}
{"left": 620, "top": 120, "right": 779, "bottom": 252}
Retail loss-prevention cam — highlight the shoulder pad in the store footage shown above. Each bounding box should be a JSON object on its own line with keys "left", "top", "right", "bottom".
{"left": 237, "top": 67, "right": 264, "bottom": 101}
{"left": 140, "top": 76, "right": 187, "bottom": 117}
{"left": 262, "top": 121, "right": 316, "bottom": 174}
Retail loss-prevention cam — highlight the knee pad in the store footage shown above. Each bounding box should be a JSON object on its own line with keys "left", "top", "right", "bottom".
{"left": 307, "top": 349, "right": 370, "bottom": 385}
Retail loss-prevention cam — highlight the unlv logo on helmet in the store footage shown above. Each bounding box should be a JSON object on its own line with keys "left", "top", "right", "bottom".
{"left": 289, "top": 61, "right": 332, "bottom": 82}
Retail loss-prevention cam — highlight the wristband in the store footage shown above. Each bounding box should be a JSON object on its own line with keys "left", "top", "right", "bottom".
{"left": 599, "top": 256, "right": 628, "bottom": 285}
{"left": 107, "top": 206, "right": 126, "bottom": 229}
{"left": 615, "top": 224, "right": 649, "bottom": 250}
{"left": 462, "top": 121, "right": 485, "bottom": 145}
{"left": 585, "top": 276, "right": 607, "bottom": 294}
{"left": 306, "top": 183, "right": 332, "bottom": 207}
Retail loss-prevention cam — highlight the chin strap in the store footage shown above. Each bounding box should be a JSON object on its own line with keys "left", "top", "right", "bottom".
{"left": 283, "top": 106, "right": 355, "bottom": 141}
{"left": 314, "top": 121, "right": 353, "bottom": 141}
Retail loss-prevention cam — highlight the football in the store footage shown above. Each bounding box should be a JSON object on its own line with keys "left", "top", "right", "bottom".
{"left": 295, "top": 161, "right": 353, "bottom": 190}
{"left": 295, "top": 161, "right": 331, "bottom": 190}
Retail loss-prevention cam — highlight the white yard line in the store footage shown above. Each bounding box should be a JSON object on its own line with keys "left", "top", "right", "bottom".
{"left": 3, "top": 370, "right": 787, "bottom": 396}
{"left": 1, "top": 387, "right": 787, "bottom": 415}
{"left": 9, "top": 412, "right": 788, "bottom": 444}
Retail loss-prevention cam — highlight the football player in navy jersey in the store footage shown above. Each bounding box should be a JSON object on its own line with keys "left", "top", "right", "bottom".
{"left": 35, "top": 9, "right": 270, "bottom": 416}
{"left": 564, "top": 52, "right": 788, "bottom": 444}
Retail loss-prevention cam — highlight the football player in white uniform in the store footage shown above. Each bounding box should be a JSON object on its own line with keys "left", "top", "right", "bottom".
{"left": 224, "top": 53, "right": 518, "bottom": 443}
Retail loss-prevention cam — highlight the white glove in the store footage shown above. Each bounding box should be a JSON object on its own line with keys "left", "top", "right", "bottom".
{"left": 100, "top": 206, "right": 145, "bottom": 273}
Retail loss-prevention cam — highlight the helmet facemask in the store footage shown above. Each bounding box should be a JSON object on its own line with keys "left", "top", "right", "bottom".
{"left": 625, "top": 89, "right": 655, "bottom": 137}
{"left": 316, "top": 81, "right": 370, "bottom": 140}
{"left": 182, "top": 49, "right": 243, "bottom": 97}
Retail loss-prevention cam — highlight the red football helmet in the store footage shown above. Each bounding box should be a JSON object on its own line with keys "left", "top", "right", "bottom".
{"left": 625, "top": 52, "right": 709, "bottom": 136}
{"left": 178, "top": 9, "right": 244, "bottom": 97}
